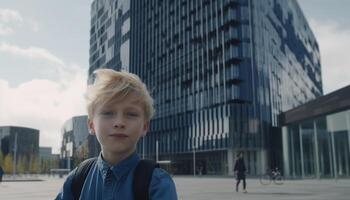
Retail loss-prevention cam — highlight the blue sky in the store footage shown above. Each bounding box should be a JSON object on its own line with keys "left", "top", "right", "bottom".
{"left": 0, "top": 0, "right": 349, "bottom": 153}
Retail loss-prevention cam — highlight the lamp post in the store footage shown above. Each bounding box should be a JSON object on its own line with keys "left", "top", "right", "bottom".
{"left": 193, "top": 141, "right": 196, "bottom": 176}
{"left": 13, "top": 132, "right": 17, "bottom": 176}
{"left": 156, "top": 140, "right": 159, "bottom": 162}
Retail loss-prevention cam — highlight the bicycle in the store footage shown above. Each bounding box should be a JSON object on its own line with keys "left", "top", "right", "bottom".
{"left": 260, "top": 168, "right": 284, "bottom": 185}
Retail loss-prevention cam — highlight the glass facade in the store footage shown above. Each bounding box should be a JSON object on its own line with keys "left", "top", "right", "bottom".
{"left": 60, "top": 115, "right": 100, "bottom": 169}
{"left": 283, "top": 110, "right": 350, "bottom": 178}
{"left": 39, "top": 147, "right": 59, "bottom": 174}
{"left": 89, "top": 0, "right": 321, "bottom": 175}
{"left": 281, "top": 85, "right": 350, "bottom": 179}
{"left": 0, "top": 126, "right": 39, "bottom": 173}
{"left": 89, "top": 0, "right": 131, "bottom": 81}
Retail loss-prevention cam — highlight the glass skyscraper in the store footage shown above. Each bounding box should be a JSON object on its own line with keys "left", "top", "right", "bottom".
{"left": 89, "top": 0, "right": 322, "bottom": 175}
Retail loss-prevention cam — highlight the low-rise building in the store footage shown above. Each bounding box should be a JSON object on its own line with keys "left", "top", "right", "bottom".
{"left": 0, "top": 126, "right": 39, "bottom": 173}
{"left": 280, "top": 85, "right": 350, "bottom": 178}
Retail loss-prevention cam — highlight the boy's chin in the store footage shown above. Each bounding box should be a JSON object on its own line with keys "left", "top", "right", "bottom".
{"left": 106, "top": 146, "right": 135, "bottom": 155}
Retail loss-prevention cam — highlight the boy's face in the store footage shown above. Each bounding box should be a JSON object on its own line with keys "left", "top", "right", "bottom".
{"left": 88, "top": 93, "right": 149, "bottom": 156}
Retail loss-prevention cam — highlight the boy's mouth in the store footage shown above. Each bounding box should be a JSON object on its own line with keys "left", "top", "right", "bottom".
{"left": 109, "top": 133, "right": 128, "bottom": 138}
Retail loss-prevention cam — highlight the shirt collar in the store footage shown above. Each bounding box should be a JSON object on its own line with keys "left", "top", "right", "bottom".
{"left": 96, "top": 152, "right": 140, "bottom": 179}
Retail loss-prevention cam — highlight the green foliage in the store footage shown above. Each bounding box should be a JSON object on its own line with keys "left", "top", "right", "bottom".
{"left": 0, "top": 151, "right": 4, "bottom": 166}
{"left": 17, "top": 156, "right": 26, "bottom": 173}
{"left": 51, "top": 156, "right": 59, "bottom": 169}
{"left": 40, "top": 159, "right": 51, "bottom": 173}
{"left": 29, "top": 155, "right": 39, "bottom": 173}
{"left": 3, "top": 154, "right": 13, "bottom": 173}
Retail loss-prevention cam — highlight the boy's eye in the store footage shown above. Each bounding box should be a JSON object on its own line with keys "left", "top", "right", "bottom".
{"left": 101, "top": 111, "right": 114, "bottom": 116}
{"left": 126, "top": 112, "right": 139, "bottom": 117}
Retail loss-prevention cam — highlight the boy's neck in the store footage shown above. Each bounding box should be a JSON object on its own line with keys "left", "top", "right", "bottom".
{"left": 101, "top": 149, "right": 135, "bottom": 166}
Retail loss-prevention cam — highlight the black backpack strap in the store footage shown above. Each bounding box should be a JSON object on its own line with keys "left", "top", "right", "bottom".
{"left": 71, "top": 157, "right": 97, "bottom": 200}
{"left": 133, "top": 160, "right": 160, "bottom": 200}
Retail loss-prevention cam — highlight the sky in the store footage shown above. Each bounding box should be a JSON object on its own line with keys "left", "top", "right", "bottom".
{"left": 0, "top": 0, "right": 349, "bottom": 154}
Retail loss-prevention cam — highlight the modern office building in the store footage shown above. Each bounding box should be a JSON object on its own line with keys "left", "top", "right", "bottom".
{"left": 0, "top": 126, "right": 39, "bottom": 173}
{"left": 60, "top": 115, "right": 100, "bottom": 169}
{"left": 89, "top": 0, "right": 322, "bottom": 175}
{"left": 89, "top": 0, "right": 132, "bottom": 77}
{"left": 39, "top": 147, "right": 60, "bottom": 173}
{"left": 39, "top": 147, "right": 52, "bottom": 161}
{"left": 280, "top": 85, "right": 350, "bottom": 179}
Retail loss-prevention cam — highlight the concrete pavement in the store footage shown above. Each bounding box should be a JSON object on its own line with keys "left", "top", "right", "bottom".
{"left": 0, "top": 175, "right": 349, "bottom": 199}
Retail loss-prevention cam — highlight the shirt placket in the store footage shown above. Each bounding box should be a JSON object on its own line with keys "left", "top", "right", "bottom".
{"left": 103, "top": 168, "right": 115, "bottom": 200}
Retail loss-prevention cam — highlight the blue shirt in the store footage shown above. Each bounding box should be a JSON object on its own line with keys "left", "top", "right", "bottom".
{"left": 56, "top": 152, "right": 177, "bottom": 200}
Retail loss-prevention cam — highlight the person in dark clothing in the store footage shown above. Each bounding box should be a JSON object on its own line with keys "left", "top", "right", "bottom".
{"left": 234, "top": 152, "right": 247, "bottom": 193}
{"left": 0, "top": 166, "right": 4, "bottom": 183}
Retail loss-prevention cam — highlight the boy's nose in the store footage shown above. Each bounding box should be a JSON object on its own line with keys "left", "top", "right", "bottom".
{"left": 114, "top": 124, "right": 124, "bottom": 128}
{"left": 113, "top": 116, "right": 125, "bottom": 128}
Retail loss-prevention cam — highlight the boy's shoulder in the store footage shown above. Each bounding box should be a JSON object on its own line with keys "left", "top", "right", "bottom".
{"left": 71, "top": 157, "right": 98, "bottom": 199}
{"left": 71, "top": 158, "right": 162, "bottom": 199}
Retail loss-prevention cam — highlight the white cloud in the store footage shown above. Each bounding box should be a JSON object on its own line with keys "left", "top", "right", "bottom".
{"left": 309, "top": 19, "right": 350, "bottom": 94}
{"left": 0, "top": 8, "right": 40, "bottom": 35}
{"left": 0, "top": 8, "right": 23, "bottom": 23}
{"left": 27, "top": 19, "right": 40, "bottom": 32}
{"left": 0, "top": 24, "right": 14, "bottom": 35}
{"left": 0, "top": 42, "right": 65, "bottom": 66}
{"left": 0, "top": 65, "right": 87, "bottom": 154}
{"left": 0, "top": 8, "right": 23, "bottom": 35}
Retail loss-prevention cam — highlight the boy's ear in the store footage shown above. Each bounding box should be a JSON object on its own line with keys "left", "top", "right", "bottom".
{"left": 141, "top": 121, "right": 149, "bottom": 137}
{"left": 87, "top": 118, "right": 95, "bottom": 135}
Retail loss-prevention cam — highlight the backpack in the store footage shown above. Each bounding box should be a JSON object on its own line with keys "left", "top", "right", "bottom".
{"left": 71, "top": 158, "right": 159, "bottom": 200}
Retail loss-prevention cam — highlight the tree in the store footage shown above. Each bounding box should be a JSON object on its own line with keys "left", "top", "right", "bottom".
{"left": 40, "top": 159, "right": 50, "bottom": 174}
{"left": 75, "top": 144, "right": 89, "bottom": 168}
{"left": 3, "top": 154, "right": 13, "bottom": 173}
{"left": 51, "top": 156, "right": 59, "bottom": 170}
{"left": 29, "top": 155, "right": 39, "bottom": 174}
{"left": 0, "top": 150, "right": 4, "bottom": 166}
{"left": 17, "top": 156, "right": 26, "bottom": 174}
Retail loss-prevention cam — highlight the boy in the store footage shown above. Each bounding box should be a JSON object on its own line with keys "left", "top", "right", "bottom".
{"left": 56, "top": 69, "right": 177, "bottom": 199}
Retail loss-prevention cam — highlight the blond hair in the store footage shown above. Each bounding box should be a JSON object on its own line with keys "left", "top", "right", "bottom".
{"left": 85, "top": 69, "right": 154, "bottom": 121}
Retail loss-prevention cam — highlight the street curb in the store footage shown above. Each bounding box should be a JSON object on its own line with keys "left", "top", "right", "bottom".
{"left": 2, "top": 179, "right": 44, "bottom": 182}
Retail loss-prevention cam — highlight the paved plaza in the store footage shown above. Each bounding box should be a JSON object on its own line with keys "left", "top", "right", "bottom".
{"left": 0, "top": 175, "right": 349, "bottom": 199}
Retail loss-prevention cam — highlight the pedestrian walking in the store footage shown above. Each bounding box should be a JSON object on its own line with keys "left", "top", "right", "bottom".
{"left": 234, "top": 152, "right": 247, "bottom": 193}
{"left": 0, "top": 165, "right": 4, "bottom": 183}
